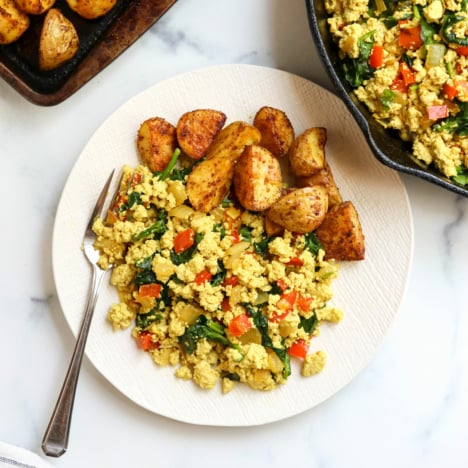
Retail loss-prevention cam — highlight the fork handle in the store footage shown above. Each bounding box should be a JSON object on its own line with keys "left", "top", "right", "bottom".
{"left": 42, "top": 266, "right": 106, "bottom": 457}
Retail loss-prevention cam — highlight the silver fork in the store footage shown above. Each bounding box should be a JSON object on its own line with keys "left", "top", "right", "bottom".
{"left": 42, "top": 169, "right": 118, "bottom": 457}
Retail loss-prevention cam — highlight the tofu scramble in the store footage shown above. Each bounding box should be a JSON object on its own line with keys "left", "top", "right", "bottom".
{"left": 326, "top": 0, "right": 468, "bottom": 184}
{"left": 92, "top": 163, "right": 343, "bottom": 393}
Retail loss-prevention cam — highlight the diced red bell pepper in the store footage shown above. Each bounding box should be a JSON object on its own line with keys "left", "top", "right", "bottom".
{"left": 223, "top": 275, "right": 239, "bottom": 287}
{"left": 390, "top": 74, "right": 408, "bottom": 93}
{"left": 443, "top": 82, "right": 458, "bottom": 100}
{"left": 136, "top": 332, "right": 158, "bottom": 351}
{"left": 287, "top": 256, "right": 304, "bottom": 267}
{"left": 297, "top": 295, "right": 313, "bottom": 313}
{"left": 288, "top": 339, "right": 309, "bottom": 359}
{"left": 174, "top": 228, "right": 194, "bottom": 254}
{"left": 276, "top": 279, "right": 287, "bottom": 292}
{"left": 369, "top": 44, "right": 384, "bottom": 68}
{"left": 194, "top": 270, "right": 212, "bottom": 285}
{"left": 228, "top": 314, "right": 252, "bottom": 336}
{"left": 139, "top": 283, "right": 162, "bottom": 298}
{"left": 427, "top": 105, "right": 448, "bottom": 120}
{"left": 271, "top": 291, "right": 297, "bottom": 322}
{"left": 398, "top": 22, "right": 423, "bottom": 50}
{"left": 221, "top": 297, "right": 231, "bottom": 312}
{"left": 231, "top": 228, "right": 241, "bottom": 244}
{"left": 457, "top": 46, "right": 468, "bottom": 57}
{"left": 399, "top": 62, "right": 416, "bottom": 86}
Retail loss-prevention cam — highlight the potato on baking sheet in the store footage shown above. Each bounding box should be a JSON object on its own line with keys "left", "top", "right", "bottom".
{"left": 315, "top": 201, "right": 365, "bottom": 261}
{"left": 205, "top": 121, "right": 261, "bottom": 161}
{"left": 253, "top": 106, "right": 295, "bottom": 158}
{"left": 65, "top": 0, "right": 118, "bottom": 19}
{"left": 186, "top": 156, "right": 236, "bottom": 213}
{"left": 289, "top": 127, "right": 327, "bottom": 177}
{"left": 233, "top": 144, "right": 283, "bottom": 211}
{"left": 267, "top": 185, "right": 328, "bottom": 233}
{"left": 298, "top": 160, "right": 342, "bottom": 208}
{"left": 39, "top": 8, "right": 79, "bottom": 71}
{"left": 176, "top": 109, "right": 226, "bottom": 160}
{"left": 14, "top": 0, "right": 55, "bottom": 15}
{"left": 0, "top": 0, "right": 30, "bottom": 45}
{"left": 137, "top": 117, "right": 177, "bottom": 172}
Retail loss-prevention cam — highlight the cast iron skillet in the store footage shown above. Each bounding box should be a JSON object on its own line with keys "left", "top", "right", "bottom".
{"left": 305, "top": 0, "right": 468, "bottom": 197}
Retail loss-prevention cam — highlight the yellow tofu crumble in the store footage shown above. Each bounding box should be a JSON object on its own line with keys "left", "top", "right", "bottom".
{"left": 93, "top": 163, "right": 343, "bottom": 392}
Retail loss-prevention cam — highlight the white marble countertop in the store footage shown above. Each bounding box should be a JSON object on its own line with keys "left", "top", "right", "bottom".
{"left": 1, "top": 0, "right": 467, "bottom": 467}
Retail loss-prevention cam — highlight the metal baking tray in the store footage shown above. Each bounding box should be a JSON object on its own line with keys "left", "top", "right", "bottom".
{"left": 0, "top": 0, "right": 177, "bottom": 106}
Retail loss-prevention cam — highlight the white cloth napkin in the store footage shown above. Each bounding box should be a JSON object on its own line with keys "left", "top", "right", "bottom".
{"left": 0, "top": 442, "right": 53, "bottom": 468}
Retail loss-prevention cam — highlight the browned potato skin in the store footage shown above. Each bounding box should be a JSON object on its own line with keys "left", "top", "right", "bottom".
{"left": 298, "top": 161, "right": 342, "bottom": 208}
{"left": 14, "top": 0, "right": 55, "bottom": 15}
{"left": 65, "top": 0, "right": 117, "bottom": 19}
{"left": 0, "top": 0, "right": 29, "bottom": 44}
{"left": 233, "top": 145, "right": 283, "bottom": 211}
{"left": 267, "top": 186, "right": 328, "bottom": 233}
{"left": 137, "top": 117, "right": 177, "bottom": 172}
{"left": 38, "top": 8, "right": 79, "bottom": 70}
{"left": 253, "top": 106, "right": 295, "bottom": 158}
{"left": 289, "top": 127, "right": 327, "bottom": 177}
{"left": 264, "top": 217, "right": 284, "bottom": 237}
{"left": 186, "top": 157, "right": 236, "bottom": 213}
{"left": 176, "top": 109, "right": 226, "bottom": 160}
{"left": 315, "top": 201, "right": 365, "bottom": 261}
{"left": 206, "top": 121, "right": 261, "bottom": 161}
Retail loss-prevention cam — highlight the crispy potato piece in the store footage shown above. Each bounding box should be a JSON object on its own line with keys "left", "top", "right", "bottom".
{"left": 186, "top": 156, "right": 236, "bottom": 213}
{"left": 253, "top": 106, "right": 295, "bottom": 158}
{"left": 298, "top": 161, "right": 342, "bottom": 208}
{"left": 0, "top": 0, "right": 29, "bottom": 45}
{"left": 137, "top": 117, "right": 177, "bottom": 172}
{"left": 267, "top": 186, "right": 328, "bottom": 233}
{"left": 15, "top": 0, "right": 54, "bottom": 15}
{"left": 206, "top": 121, "right": 261, "bottom": 161}
{"left": 233, "top": 145, "right": 283, "bottom": 211}
{"left": 176, "top": 109, "right": 226, "bottom": 160}
{"left": 264, "top": 217, "right": 284, "bottom": 237}
{"left": 38, "top": 8, "right": 79, "bottom": 71}
{"left": 289, "top": 127, "right": 327, "bottom": 177}
{"left": 315, "top": 201, "right": 365, "bottom": 261}
{"left": 65, "top": 0, "right": 118, "bottom": 19}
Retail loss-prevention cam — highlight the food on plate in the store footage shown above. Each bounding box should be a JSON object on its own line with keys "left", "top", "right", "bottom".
{"left": 289, "top": 127, "right": 327, "bottom": 177}
{"left": 267, "top": 186, "right": 329, "bottom": 233}
{"left": 176, "top": 109, "right": 227, "bottom": 160}
{"left": 92, "top": 106, "right": 365, "bottom": 393}
{"left": 65, "top": 0, "right": 118, "bottom": 19}
{"left": 253, "top": 105, "right": 295, "bottom": 158}
{"left": 315, "top": 201, "right": 365, "bottom": 261}
{"left": 0, "top": 0, "right": 30, "bottom": 45}
{"left": 233, "top": 144, "right": 283, "bottom": 211}
{"left": 39, "top": 8, "right": 79, "bottom": 71}
{"left": 137, "top": 117, "right": 177, "bottom": 172}
{"left": 14, "top": 0, "right": 55, "bottom": 15}
{"left": 325, "top": 0, "right": 468, "bottom": 185}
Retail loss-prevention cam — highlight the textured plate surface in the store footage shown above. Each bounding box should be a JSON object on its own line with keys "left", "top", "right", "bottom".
{"left": 305, "top": 0, "right": 468, "bottom": 198}
{"left": 52, "top": 64, "right": 413, "bottom": 426}
{"left": 0, "top": 0, "right": 177, "bottom": 105}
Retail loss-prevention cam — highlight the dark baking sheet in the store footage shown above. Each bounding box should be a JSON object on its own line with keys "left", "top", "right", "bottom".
{"left": 0, "top": 0, "right": 177, "bottom": 106}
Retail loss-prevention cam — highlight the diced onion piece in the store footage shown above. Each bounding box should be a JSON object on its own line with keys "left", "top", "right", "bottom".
{"left": 169, "top": 205, "right": 194, "bottom": 219}
{"left": 425, "top": 43, "right": 446, "bottom": 68}
{"left": 224, "top": 241, "right": 249, "bottom": 269}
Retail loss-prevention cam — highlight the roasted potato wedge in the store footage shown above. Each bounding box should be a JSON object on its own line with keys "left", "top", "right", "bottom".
{"left": 289, "top": 127, "right": 327, "bottom": 177}
{"left": 176, "top": 109, "right": 226, "bottom": 160}
{"left": 233, "top": 145, "right": 283, "bottom": 211}
{"left": 65, "top": 0, "right": 118, "bottom": 19}
{"left": 298, "top": 161, "right": 342, "bottom": 208}
{"left": 38, "top": 8, "right": 79, "bottom": 71}
{"left": 0, "top": 0, "right": 30, "bottom": 45}
{"left": 267, "top": 186, "right": 328, "bottom": 233}
{"left": 315, "top": 201, "right": 365, "bottom": 261}
{"left": 186, "top": 156, "right": 236, "bottom": 213}
{"left": 253, "top": 106, "right": 295, "bottom": 158}
{"left": 264, "top": 217, "right": 284, "bottom": 237}
{"left": 206, "top": 121, "right": 261, "bottom": 161}
{"left": 14, "top": 0, "right": 55, "bottom": 15}
{"left": 137, "top": 117, "right": 177, "bottom": 172}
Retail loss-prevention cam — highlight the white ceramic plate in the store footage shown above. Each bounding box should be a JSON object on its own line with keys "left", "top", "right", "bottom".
{"left": 52, "top": 64, "right": 413, "bottom": 427}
